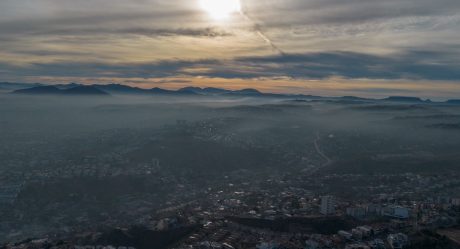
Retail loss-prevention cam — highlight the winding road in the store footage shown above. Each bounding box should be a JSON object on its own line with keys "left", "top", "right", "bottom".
{"left": 314, "top": 132, "right": 333, "bottom": 166}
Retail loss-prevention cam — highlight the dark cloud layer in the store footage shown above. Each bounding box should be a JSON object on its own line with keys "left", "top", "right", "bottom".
{"left": 2, "top": 50, "right": 459, "bottom": 81}
{"left": 230, "top": 51, "right": 460, "bottom": 80}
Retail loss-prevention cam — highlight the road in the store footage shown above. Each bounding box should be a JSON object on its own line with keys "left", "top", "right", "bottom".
{"left": 314, "top": 132, "right": 332, "bottom": 166}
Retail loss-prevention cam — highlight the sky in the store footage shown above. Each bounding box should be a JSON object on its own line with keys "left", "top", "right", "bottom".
{"left": 1, "top": 0, "right": 460, "bottom": 99}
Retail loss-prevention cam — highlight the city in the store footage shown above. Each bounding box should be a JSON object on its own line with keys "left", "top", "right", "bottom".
{"left": 0, "top": 88, "right": 459, "bottom": 248}
{"left": 1, "top": 0, "right": 460, "bottom": 248}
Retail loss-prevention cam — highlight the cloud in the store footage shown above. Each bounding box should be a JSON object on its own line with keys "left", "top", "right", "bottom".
{"left": 1, "top": 0, "right": 460, "bottom": 98}
{"left": 226, "top": 50, "right": 460, "bottom": 80}
{"left": 0, "top": 18, "right": 231, "bottom": 38}
{"left": 1, "top": 50, "right": 460, "bottom": 81}
{"left": 245, "top": 0, "right": 460, "bottom": 26}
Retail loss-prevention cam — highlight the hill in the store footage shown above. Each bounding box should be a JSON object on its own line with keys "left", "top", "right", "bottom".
{"left": 178, "top": 87, "right": 230, "bottom": 95}
{"left": 13, "top": 85, "right": 109, "bottom": 96}
{"left": 64, "top": 85, "right": 109, "bottom": 95}
{"left": 446, "top": 99, "right": 460, "bottom": 105}
{"left": 13, "top": 86, "right": 62, "bottom": 95}
{"left": 383, "top": 96, "right": 425, "bottom": 103}
{"left": 94, "top": 84, "right": 147, "bottom": 95}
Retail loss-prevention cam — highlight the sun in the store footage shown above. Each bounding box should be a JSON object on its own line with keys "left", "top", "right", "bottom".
{"left": 200, "top": 0, "right": 241, "bottom": 20}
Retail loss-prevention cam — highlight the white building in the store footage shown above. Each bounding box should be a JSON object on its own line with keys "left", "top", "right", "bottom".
{"left": 320, "top": 196, "right": 335, "bottom": 215}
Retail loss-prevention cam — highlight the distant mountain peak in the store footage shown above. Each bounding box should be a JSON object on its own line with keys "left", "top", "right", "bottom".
{"left": 447, "top": 99, "right": 460, "bottom": 104}
{"left": 179, "top": 87, "right": 202, "bottom": 91}
{"left": 230, "top": 88, "right": 262, "bottom": 96}
{"left": 13, "top": 85, "right": 109, "bottom": 96}
{"left": 383, "top": 96, "right": 424, "bottom": 103}
{"left": 64, "top": 85, "right": 109, "bottom": 95}
{"left": 13, "top": 85, "right": 61, "bottom": 95}
{"left": 178, "top": 87, "right": 230, "bottom": 95}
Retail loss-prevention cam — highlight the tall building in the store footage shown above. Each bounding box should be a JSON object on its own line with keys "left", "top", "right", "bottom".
{"left": 320, "top": 195, "right": 335, "bottom": 215}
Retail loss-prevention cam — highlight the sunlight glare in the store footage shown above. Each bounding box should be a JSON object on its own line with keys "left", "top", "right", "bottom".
{"left": 200, "top": 0, "right": 241, "bottom": 20}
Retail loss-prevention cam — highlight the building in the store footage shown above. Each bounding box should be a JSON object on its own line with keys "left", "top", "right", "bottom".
{"left": 320, "top": 196, "right": 335, "bottom": 215}
{"left": 366, "top": 204, "right": 383, "bottom": 216}
{"left": 305, "top": 240, "right": 320, "bottom": 249}
{"left": 387, "top": 233, "right": 409, "bottom": 249}
{"left": 351, "top": 227, "right": 372, "bottom": 240}
{"left": 357, "top": 226, "right": 373, "bottom": 237}
{"left": 382, "top": 206, "right": 409, "bottom": 219}
{"left": 256, "top": 242, "right": 280, "bottom": 249}
{"left": 368, "top": 239, "right": 386, "bottom": 249}
{"left": 338, "top": 230, "right": 353, "bottom": 240}
{"left": 345, "top": 243, "right": 370, "bottom": 249}
{"left": 346, "top": 207, "right": 366, "bottom": 219}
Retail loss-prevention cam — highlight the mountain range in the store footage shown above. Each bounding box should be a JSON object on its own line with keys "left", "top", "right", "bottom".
{"left": 13, "top": 85, "right": 109, "bottom": 96}
{"left": 3, "top": 82, "right": 459, "bottom": 104}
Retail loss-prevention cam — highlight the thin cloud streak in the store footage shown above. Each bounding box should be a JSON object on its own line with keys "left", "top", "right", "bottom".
{"left": 239, "top": 2, "right": 284, "bottom": 54}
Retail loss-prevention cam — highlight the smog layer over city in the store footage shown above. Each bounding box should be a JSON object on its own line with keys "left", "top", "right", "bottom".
{"left": 1, "top": 0, "right": 460, "bottom": 249}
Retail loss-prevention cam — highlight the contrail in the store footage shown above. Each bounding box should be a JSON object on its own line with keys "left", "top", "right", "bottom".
{"left": 238, "top": 2, "right": 284, "bottom": 55}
